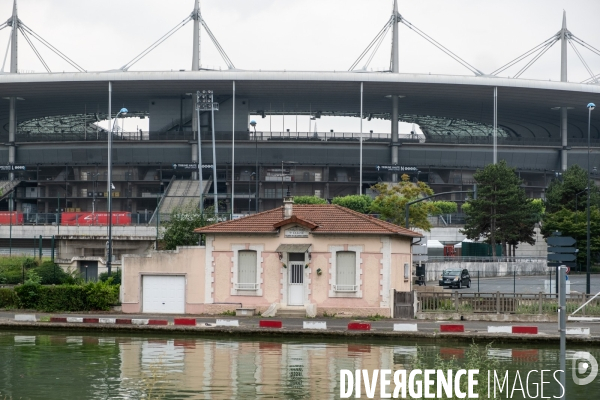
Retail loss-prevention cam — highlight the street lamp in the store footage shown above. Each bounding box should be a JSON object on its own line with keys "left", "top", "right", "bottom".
{"left": 587, "top": 103, "right": 596, "bottom": 294}
{"left": 249, "top": 172, "right": 256, "bottom": 213}
{"left": 107, "top": 105, "right": 128, "bottom": 277}
{"left": 250, "top": 120, "right": 258, "bottom": 213}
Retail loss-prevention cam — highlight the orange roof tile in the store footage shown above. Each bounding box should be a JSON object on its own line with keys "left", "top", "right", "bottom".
{"left": 194, "top": 204, "right": 421, "bottom": 237}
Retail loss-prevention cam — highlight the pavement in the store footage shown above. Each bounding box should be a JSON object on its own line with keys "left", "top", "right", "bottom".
{"left": 2, "top": 311, "right": 600, "bottom": 341}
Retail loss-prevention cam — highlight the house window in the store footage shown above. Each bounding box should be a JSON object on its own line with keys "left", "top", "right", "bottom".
{"left": 334, "top": 251, "right": 357, "bottom": 292}
{"left": 235, "top": 250, "right": 258, "bottom": 290}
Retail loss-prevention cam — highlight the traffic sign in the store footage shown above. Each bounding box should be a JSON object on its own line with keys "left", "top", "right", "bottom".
{"left": 547, "top": 236, "right": 576, "bottom": 247}
{"left": 547, "top": 261, "right": 576, "bottom": 268}
{"left": 548, "top": 246, "right": 577, "bottom": 253}
{"left": 375, "top": 165, "right": 418, "bottom": 173}
{"left": 547, "top": 253, "right": 577, "bottom": 262}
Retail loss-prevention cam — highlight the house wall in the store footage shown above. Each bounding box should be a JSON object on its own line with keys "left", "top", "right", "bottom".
{"left": 121, "top": 226, "right": 414, "bottom": 317}
{"left": 121, "top": 246, "right": 206, "bottom": 314}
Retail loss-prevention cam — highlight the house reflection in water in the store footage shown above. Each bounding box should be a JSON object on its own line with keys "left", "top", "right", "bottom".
{"left": 118, "top": 338, "right": 408, "bottom": 398}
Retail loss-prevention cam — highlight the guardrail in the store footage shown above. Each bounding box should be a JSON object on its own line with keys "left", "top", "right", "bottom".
{"left": 417, "top": 291, "right": 600, "bottom": 315}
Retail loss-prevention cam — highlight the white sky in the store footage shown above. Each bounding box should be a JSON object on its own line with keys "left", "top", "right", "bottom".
{"left": 1, "top": 0, "right": 599, "bottom": 133}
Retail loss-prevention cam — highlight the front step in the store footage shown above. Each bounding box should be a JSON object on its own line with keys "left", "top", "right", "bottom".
{"left": 276, "top": 309, "right": 307, "bottom": 318}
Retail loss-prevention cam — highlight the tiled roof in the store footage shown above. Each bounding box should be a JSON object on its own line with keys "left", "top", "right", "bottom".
{"left": 194, "top": 204, "right": 421, "bottom": 237}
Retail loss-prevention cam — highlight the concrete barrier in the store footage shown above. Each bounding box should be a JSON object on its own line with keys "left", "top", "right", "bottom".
{"left": 303, "top": 321, "right": 327, "bottom": 330}
{"left": 512, "top": 326, "right": 538, "bottom": 334}
{"left": 440, "top": 324, "right": 464, "bottom": 333}
{"left": 216, "top": 319, "right": 240, "bottom": 327}
{"left": 174, "top": 318, "right": 196, "bottom": 326}
{"left": 348, "top": 322, "right": 371, "bottom": 331}
{"left": 488, "top": 326, "right": 512, "bottom": 333}
{"left": 14, "top": 314, "right": 36, "bottom": 322}
{"left": 132, "top": 319, "right": 149, "bottom": 325}
{"left": 50, "top": 317, "right": 67, "bottom": 323}
{"left": 66, "top": 317, "right": 83, "bottom": 323}
{"left": 115, "top": 319, "right": 132, "bottom": 324}
{"left": 83, "top": 318, "right": 99, "bottom": 324}
{"left": 566, "top": 327, "right": 590, "bottom": 335}
{"left": 393, "top": 323, "right": 418, "bottom": 332}
{"left": 99, "top": 318, "right": 116, "bottom": 324}
{"left": 148, "top": 319, "right": 169, "bottom": 325}
{"left": 259, "top": 320, "right": 282, "bottom": 328}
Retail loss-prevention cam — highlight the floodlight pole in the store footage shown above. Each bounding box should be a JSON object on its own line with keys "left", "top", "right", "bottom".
{"left": 196, "top": 91, "right": 203, "bottom": 213}
{"left": 359, "top": 82, "right": 363, "bottom": 194}
{"left": 587, "top": 102, "right": 595, "bottom": 294}
{"left": 493, "top": 87, "right": 497, "bottom": 164}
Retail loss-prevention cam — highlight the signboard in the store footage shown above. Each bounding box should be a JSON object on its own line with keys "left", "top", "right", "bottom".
{"left": 0, "top": 165, "right": 25, "bottom": 171}
{"left": 172, "top": 163, "right": 213, "bottom": 170}
{"left": 547, "top": 236, "right": 576, "bottom": 247}
{"left": 375, "top": 165, "right": 418, "bottom": 173}
{"left": 285, "top": 227, "right": 309, "bottom": 238}
{"left": 547, "top": 253, "right": 577, "bottom": 262}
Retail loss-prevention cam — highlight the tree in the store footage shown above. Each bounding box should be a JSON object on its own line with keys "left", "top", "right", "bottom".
{"left": 161, "top": 204, "right": 214, "bottom": 250}
{"left": 370, "top": 174, "right": 439, "bottom": 230}
{"left": 332, "top": 194, "right": 372, "bottom": 214}
{"left": 461, "top": 160, "right": 537, "bottom": 256}
{"left": 545, "top": 165, "right": 600, "bottom": 213}
{"left": 432, "top": 201, "right": 458, "bottom": 215}
{"left": 541, "top": 207, "right": 600, "bottom": 268}
{"left": 293, "top": 196, "right": 327, "bottom": 205}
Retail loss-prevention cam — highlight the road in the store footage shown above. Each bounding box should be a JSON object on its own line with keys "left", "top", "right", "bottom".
{"left": 428, "top": 274, "right": 600, "bottom": 294}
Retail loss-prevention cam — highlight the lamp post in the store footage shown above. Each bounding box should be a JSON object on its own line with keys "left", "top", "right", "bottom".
{"left": 249, "top": 172, "right": 256, "bottom": 213}
{"left": 106, "top": 93, "right": 128, "bottom": 277}
{"left": 250, "top": 120, "right": 258, "bottom": 213}
{"left": 587, "top": 102, "right": 595, "bottom": 295}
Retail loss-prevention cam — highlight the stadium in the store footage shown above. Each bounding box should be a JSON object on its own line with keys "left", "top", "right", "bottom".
{"left": 0, "top": 0, "right": 599, "bottom": 266}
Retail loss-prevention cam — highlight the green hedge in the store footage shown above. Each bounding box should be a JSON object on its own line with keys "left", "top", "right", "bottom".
{"left": 12, "top": 280, "right": 119, "bottom": 312}
{"left": 0, "top": 288, "right": 19, "bottom": 309}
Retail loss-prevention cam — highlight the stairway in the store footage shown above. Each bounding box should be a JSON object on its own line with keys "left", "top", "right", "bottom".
{"left": 158, "top": 178, "right": 211, "bottom": 217}
{"left": 275, "top": 307, "right": 307, "bottom": 318}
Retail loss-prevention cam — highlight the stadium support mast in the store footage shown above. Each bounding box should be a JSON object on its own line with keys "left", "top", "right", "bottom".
{"left": 560, "top": 11, "right": 568, "bottom": 171}
{"left": 8, "top": 0, "right": 18, "bottom": 201}
{"left": 192, "top": 0, "right": 201, "bottom": 179}
{"left": 391, "top": 0, "right": 399, "bottom": 182}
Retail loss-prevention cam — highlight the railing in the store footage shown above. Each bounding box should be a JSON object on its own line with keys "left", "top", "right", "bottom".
{"left": 333, "top": 284, "right": 358, "bottom": 292}
{"left": 425, "top": 256, "right": 547, "bottom": 263}
{"left": 417, "top": 291, "right": 600, "bottom": 315}
{"left": 233, "top": 283, "right": 259, "bottom": 291}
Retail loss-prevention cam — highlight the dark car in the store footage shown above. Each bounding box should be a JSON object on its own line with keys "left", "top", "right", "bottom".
{"left": 439, "top": 269, "right": 471, "bottom": 289}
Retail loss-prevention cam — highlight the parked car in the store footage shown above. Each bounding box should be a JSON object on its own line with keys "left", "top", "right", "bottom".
{"left": 439, "top": 269, "right": 471, "bottom": 289}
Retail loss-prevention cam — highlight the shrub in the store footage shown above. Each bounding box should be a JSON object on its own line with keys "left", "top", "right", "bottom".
{"left": 99, "top": 269, "right": 122, "bottom": 285}
{"left": 0, "top": 257, "right": 40, "bottom": 284}
{"left": 293, "top": 196, "right": 327, "bottom": 205}
{"left": 0, "top": 288, "right": 18, "bottom": 309}
{"left": 33, "top": 261, "right": 71, "bottom": 285}
{"left": 14, "top": 282, "right": 120, "bottom": 312}
{"left": 332, "top": 195, "right": 373, "bottom": 214}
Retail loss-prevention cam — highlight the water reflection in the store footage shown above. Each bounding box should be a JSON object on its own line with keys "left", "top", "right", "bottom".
{"left": 0, "top": 332, "right": 598, "bottom": 399}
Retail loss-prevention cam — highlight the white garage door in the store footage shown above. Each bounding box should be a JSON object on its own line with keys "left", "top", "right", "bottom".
{"left": 142, "top": 275, "right": 185, "bottom": 314}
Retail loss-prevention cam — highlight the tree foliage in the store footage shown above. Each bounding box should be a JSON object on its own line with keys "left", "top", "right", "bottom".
{"left": 431, "top": 201, "right": 458, "bottom": 215}
{"left": 293, "top": 196, "right": 327, "bottom": 205}
{"left": 545, "top": 165, "right": 600, "bottom": 213}
{"left": 461, "top": 161, "right": 537, "bottom": 256}
{"left": 331, "top": 194, "right": 373, "bottom": 214}
{"left": 541, "top": 207, "right": 600, "bottom": 266}
{"left": 161, "top": 204, "right": 214, "bottom": 250}
{"left": 370, "top": 174, "right": 438, "bottom": 230}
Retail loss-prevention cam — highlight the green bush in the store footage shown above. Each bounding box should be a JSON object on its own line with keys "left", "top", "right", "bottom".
{"left": 99, "top": 269, "right": 122, "bottom": 285}
{"left": 332, "top": 194, "right": 373, "bottom": 214}
{"left": 0, "top": 256, "right": 40, "bottom": 284}
{"left": 14, "top": 282, "right": 120, "bottom": 312}
{"left": 33, "top": 261, "right": 72, "bottom": 285}
{"left": 0, "top": 288, "right": 18, "bottom": 309}
{"left": 293, "top": 196, "right": 327, "bottom": 205}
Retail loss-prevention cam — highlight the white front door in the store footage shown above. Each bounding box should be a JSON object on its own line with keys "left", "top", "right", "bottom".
{"left": 288, "top": 262, "right": 304, "bottom": 306}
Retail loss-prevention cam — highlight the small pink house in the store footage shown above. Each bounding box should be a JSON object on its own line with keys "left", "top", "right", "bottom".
{"left": 122, "top": 197, "right": 420, "bottom": 317}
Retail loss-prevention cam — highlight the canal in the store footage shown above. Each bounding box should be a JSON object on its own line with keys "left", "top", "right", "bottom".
{"left": 0, "top": 330, "right": 597, "bottom": 399}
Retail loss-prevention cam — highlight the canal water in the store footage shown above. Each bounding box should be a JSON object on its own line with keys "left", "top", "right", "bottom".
{"left": 0, "top": 330, "right": 598, "bottom": 399}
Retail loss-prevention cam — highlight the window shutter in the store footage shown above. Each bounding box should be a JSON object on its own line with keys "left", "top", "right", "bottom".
{"left": 336, "top": 251, "right": 356, "bottom": 291}
{"left": 238, "top": 251, "right": 257, "bottom": 287}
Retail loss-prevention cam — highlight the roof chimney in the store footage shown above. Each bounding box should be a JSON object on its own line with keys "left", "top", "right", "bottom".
{"left": 283, "top": 187, "right": 293, "bottom": 219}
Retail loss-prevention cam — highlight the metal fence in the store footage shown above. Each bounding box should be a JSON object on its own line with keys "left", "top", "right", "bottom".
{"left": 417, "top": 291, "right": 600, "bottom": 316}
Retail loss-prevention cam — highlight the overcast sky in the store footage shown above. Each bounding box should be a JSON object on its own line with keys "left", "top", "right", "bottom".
{"left": 1, "top": 0, "right": 599, "bottom": 132}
